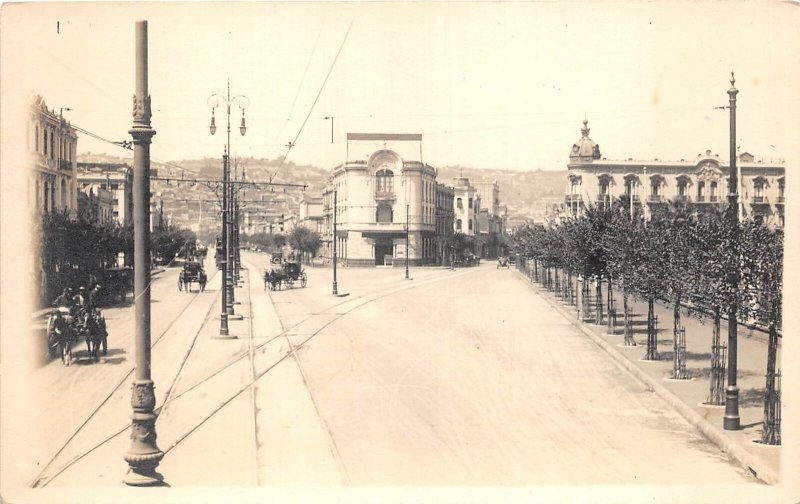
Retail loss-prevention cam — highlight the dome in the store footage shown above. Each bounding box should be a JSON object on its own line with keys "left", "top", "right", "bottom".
{"left": 569, "top": 119, "right": 601, "bottom": 163}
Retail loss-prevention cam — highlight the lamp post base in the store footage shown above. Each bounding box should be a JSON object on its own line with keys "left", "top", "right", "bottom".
{"left": 723, "top": 385, "right": 741, "bottom": 430}
{"left": 124, "top": 380, "right": 165, "bottom": 486}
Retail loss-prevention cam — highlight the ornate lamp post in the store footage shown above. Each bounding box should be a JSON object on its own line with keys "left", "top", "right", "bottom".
{"left": 724, "top": 72, "right": 741, "bottom": 430}
{"left": 124, "top": 20, "right": 164, "bottom": 486}
{"left": 208, "top": 81, "right": 249, "bottom": 327}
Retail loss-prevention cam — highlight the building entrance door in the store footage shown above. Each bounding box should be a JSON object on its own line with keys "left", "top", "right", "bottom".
{"left": 374, "top": 239, "right": 392, "bottom": 265}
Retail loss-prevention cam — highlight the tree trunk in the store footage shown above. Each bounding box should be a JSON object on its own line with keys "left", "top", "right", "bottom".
{"left": 761, "top": 310, "right": 781, "bottom": 445}
{"left": 645, "top": 295, "right": 658, "bottom": 360}
{"left": 672, "top": 292, "right": 682, "bottom": 377}
{"left": 623, "top": 286, "right": 634, "bottom": 346}
{"left": 708, "top": 305, "right": 725, "bottom": 405}
{"left": 595, "top": 275, "right": 603, "bottom": 325}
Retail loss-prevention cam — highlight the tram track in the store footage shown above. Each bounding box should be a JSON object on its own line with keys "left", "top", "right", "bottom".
{"left": 31, "top": 268, "right": 218, "bottom": 489}
{"left": 34, "top": 259, "right": 476, "bottom": 487}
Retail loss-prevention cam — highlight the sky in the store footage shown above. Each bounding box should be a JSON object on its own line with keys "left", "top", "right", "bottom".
{"left": 2, "top": 1, "right": 800, "bottom": 174}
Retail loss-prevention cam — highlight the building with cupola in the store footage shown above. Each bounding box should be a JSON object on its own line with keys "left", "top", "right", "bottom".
{"left": 564, "top": 119, "right": 785, "bottom": 226}
{"left": 320, "top": 133, "right": 453, "bottom": 266}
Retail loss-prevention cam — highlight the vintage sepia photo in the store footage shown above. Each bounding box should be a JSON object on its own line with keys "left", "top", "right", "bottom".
{"left": 1, "top": 2, "right": 798, "bottom": 503}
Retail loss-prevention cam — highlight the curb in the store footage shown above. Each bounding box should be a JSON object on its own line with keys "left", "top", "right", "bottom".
{"left": 512, "top": 269, "right": 779, "bottom": 485}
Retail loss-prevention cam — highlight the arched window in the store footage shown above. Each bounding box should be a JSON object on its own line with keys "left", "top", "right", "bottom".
{"left": 698, "top": 181, "right": 706, "bottom": 199}
{"left": 375, "top": 169, "right": 394, "bottom": 195}
{"left": 457, "top": 197, "right": 463, "bottom": 209}
{"left": 50, "top": 129, "right": 55, "bottom": 159}
{"left": 569, "top": 175, "right": 582, "bottom": 195}
{"left": 35, "top": 125, "right": 40, "bottom": 152}
{"left": 753, "top": 176, "right": 767, "bottom": 199}
{"left": 456, "top": 219, "right": 462, "bottom": 231}
{"left": 376, "top": 204, "right": 393, "bottom": 223}
{"left": 43, "top": 129, "right": 48, "bottom": 156}
{"left": 710, "top": 181, "right": 718, "bottom": 200}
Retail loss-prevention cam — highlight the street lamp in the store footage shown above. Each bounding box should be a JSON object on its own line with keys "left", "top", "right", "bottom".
{"left": 208, "top": 80, "right": 249, "bottom": 333}
{"left": 405, "top": 203, "right": 410, "bottom": 280}
{"left": 724, "top": 72, "right": 741, "bottom": 431}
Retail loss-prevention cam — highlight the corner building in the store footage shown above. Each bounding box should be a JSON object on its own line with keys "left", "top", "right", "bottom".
{"left": 565, "top": 120, "right": 785, "bottom": 226}
{"left": 322, "top": 134, "right": 451, "bottom": 266}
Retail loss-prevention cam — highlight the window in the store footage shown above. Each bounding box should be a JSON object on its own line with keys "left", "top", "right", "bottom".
{"left": 457, "top": 197, "right": 463, "bottom": 209}
{"left": 456, "top": 219, "right": 462, "bottom": 231}
{"left": 35, "top": 126, "right": 39, "bottom": 152}
{"left": 754, "top": 182, "right": 764, "bottom": 198}
{"left": 468, "top": 198, "right": 473, "bottom": 209}
{"left": 677, "top": 179, "right": 688, "bottom": 197}
{"left": 710, "top": 181, "right": 718, "bottom": 199}
{"left": 50, "top": 130, "right": 55, "bottom": 159}
{"left": 375, "top": 169, "right": 394, "bottom": 194}
{"left": 698, "top": 181, "right": 706, "bottom": 198}
{"left": 779, "top": 179, "right": 785, "bottom": 200}
{"left": 599, "top": 181, "right": 609, "bottom": 195}
{"left": 468, "top": 219, "right": 473, "bottom": 231}
{"left": 43, "top": 129, "right": 48, "bottom": 156}
{"left": 651, "top": 180, "right": 660, "bottom": 197}
{"left": 376, "top": 203, "right": 393, "bottom": 223}
{"left": 570, "top": 177, "right": 581, "bottom": 195}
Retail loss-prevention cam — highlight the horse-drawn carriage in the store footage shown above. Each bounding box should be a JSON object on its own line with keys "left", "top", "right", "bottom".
{"left": 46, "top": 307, "right": 108, "bottom": 365}
{"left": 264, "top": 261, "right": 307, "bottom": 291}
{"left": 178, "top": 261, "right": 207, "bottom": 292}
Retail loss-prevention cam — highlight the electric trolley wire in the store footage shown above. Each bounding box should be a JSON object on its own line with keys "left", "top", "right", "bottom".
{"left": 271, "top": 20, "right": 354, "bottom": 183}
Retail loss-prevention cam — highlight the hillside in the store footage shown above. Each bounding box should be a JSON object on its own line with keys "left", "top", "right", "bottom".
{"left": 77, "top": 153, "right": 567, "bottom": 234}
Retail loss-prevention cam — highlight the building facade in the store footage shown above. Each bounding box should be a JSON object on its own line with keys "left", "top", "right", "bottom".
{"left": 76, "top": 162, "right": 134, "bottom": 226}
{"left": 452, "top": 177, "right": 480, "bottom": 235}
{"left": 298, "top": 193, "right": 324, "bottom": 235}
{"left": 565, "top": 120, "right": 785, "bottom": 226}
{"left": 320, "top": 138, "right": 450, "bottom": 267}
{"left": 28, "top": 95, "right": 78, "bottom": 217}
{"left": 435, "top": 183, "right": 455, "bottom": 265}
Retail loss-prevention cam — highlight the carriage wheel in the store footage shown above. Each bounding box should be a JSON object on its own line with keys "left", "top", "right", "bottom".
{"left": 285, "top": 277, "right": 294, "bottom": 289}
{"left": 300, "top": 273, "right": 307, "bottom": 288}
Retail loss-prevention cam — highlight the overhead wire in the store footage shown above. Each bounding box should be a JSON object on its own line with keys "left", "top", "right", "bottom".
{"left": 270, "top": 20, "right": 354, "bottom": 183}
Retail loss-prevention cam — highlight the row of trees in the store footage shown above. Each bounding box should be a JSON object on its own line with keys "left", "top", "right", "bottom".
{"left": 37, "top": 210, "right": 198, "bottom": 305}
{"left": 243, "top": 226, "right": 322, "bottom": 264}
{"left": 509, "top": 199, "right": 782, "bottom": 444}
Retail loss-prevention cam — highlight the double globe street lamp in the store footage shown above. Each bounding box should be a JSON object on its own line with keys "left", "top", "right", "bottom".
{"left": 208, "top": 81, "right": 249, "bottom": 336}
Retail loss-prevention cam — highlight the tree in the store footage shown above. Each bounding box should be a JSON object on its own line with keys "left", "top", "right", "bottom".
{"left": 288, "top": 226, "right": 321, "bottom": 263}
{"left": 602, "top": 205, "right": 640, "bottom": 346}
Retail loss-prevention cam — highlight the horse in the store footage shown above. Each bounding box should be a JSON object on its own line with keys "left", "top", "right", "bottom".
{"left": 264, "top": 268, "right": 284, "bottom": 291}
{"left": 79, "top": 309, "right": 108, "bottom": 361}
{"left": 47, "top": 308, "right": 75, "bottom": 366}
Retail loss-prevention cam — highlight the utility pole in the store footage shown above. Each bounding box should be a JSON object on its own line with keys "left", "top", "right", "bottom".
{"left": 405, "top": 203, "right": 410, "bottom": 279}
{"left": 124, "top": 20, "right": 164, "bottom": 486}
{"left": 724, "top": 72, "right": 741, "bottom": 431}
{"left": 332, "top": 189, "right": 338, "bottom": 295}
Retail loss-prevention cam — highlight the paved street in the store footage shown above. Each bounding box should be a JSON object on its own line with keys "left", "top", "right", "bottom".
{"left": 12, "top": 253, "right": 765, "bottom": 497}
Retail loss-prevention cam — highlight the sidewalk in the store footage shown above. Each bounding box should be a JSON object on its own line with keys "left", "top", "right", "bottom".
{"left": 513, "top": 267, "right": 780, "bottom": 485}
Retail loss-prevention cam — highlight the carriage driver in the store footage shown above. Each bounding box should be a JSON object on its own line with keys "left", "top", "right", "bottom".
{"left": 89, "top": 284, "right": 102, "bottom": 311}
{"left": 52, "top": 288, "right": 74, "bottom": 309}
{"left": 73, "top": 286, "right": 89, "bottom": 317}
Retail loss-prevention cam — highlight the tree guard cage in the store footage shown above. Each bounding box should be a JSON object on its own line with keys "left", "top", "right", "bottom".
{"left": 706, "top": 306, "right": 726, "bottom": 406}
{"left": 672, "top": 327, "right": 689, "bottom": 380}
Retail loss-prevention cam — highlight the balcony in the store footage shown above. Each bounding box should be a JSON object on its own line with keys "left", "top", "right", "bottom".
{"left": 675, "top": 195, "right": 692, "bottom": 203}
{"left": 647, "top": 194, "right": 664, "bottom": 204}
{"left": 374, "top": 191, "right": 396, "bottom": 202}
{"left": 751, "top": 196, "right": 769, "bottom": 205}
{"left": 564, "top": 194, "right": 582, "bottom": 204}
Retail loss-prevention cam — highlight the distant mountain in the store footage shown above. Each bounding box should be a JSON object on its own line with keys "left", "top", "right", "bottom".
{"left": 438, "top": 165, "right": 566, "bottom": 225}
{"left": 78, "top": 153, "right": 567, "bottom": 230}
